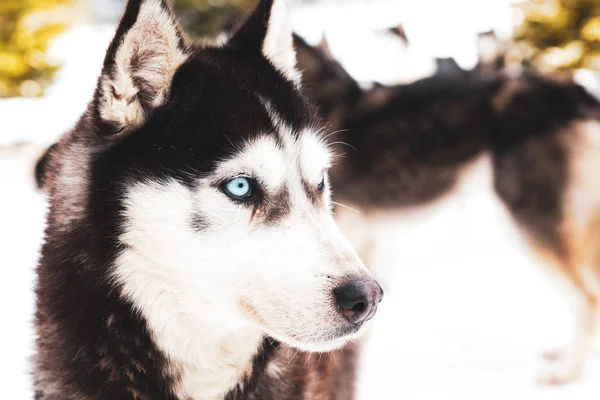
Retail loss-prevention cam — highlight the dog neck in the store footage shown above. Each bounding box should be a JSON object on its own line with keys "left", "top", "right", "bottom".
{"left": 114, "top": 250, "right": 267, "bottom": 399}
{"left": 167, "top": 326, "right": 266, "bottom": 399}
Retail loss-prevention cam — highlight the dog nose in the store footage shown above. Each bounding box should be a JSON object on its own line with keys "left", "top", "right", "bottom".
{"left": 333, "top": 279, "right": 384, "bottom": 324}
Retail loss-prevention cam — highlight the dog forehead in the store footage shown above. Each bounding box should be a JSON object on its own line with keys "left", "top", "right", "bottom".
{"left": 218, "top": 136, "right": 287, "bottom": 189}
{"left": 259, "top": 97, "right": 330, "bottom": 175}
{"left": 215, "top": 129, "right": 329, "bottom": 188}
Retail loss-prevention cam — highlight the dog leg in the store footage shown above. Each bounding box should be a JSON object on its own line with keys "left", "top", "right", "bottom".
{"left": 539, "top": 290, "right": 599, "bottom": 384}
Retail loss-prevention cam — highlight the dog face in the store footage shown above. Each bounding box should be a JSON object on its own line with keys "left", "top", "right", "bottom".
{"left": 81, "top": 0, "right": 382, "bottom": 353}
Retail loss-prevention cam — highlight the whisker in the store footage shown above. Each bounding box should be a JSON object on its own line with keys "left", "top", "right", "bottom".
{"left": 332, "top": 201, "right": 361, "bottom": 215}
{"left": 286, "top": 348, "right": 301, "bottom": 368}
{"left": 323, "top": 129, "right": 349, "bottom": 141}
{"left": 328, "top": 141, "right": 357, "bottom": 151}
{"left": 304, "top": 352, "right": 312, "bottom": 368}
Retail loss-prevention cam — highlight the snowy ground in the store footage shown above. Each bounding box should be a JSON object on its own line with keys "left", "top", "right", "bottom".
{"left": 1, "top": 1, "right": 600, "bottom": 398}
{"left": 353, "top": 155, "right": 600, "bottom": 399}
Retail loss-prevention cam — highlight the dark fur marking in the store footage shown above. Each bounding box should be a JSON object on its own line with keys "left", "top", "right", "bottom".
{"left": 224, "top": 338, "right": 278, "bottom": 400}
{"left": 303, "top": 179, "right": 322, "bottom": 206}
{"left": 190, "top": 212, "right": 209, "bottom": 231}
{"left": 263, "top": 188, "right": 291, "bottom": 224}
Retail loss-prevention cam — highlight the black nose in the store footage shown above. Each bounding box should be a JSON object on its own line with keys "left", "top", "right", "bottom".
{"left": 333, "top": 279, "right": 384, "bottom": 324}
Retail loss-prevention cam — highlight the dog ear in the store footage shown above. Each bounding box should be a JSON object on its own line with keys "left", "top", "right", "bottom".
{"left": 317, "top": 34, "right": 335, "bottom": 60}
{"left": 95, "top": 0, "right": 190, "bottom": 134}
{"left": 229, "top": 0, "right": 300, "bottom": 85}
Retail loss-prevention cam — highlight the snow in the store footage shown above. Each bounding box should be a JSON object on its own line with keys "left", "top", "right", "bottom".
{"left": 0, "top": 157, "right": 44, "bottom": 398}
{"left": 1, "top": 1, "right": 599, "bottom": 398}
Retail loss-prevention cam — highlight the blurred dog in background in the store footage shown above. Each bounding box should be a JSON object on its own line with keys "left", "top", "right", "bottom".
{"left": 294, "top": 30, "right": 600, "bottom": 384}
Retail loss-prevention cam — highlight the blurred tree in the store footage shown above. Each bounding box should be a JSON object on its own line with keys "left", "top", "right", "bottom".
{"left": 0, "top": 0, "right": 73, "bottom": 98}
{"left": 514, "top": 0, "right": 600, "bottom": 72}
{"left": 172, "top": 0, "right": 254, "bottom": 38}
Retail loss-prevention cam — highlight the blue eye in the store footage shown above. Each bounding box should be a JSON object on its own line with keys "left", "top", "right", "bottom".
{"left": 224, "top": 176, "right": 252, "bottom": 199}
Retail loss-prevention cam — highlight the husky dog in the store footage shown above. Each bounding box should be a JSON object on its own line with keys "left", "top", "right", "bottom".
{"left": 32, "top": 0, "right": 383, "bottom": 398}
{"left": 294, "top": 38, "right": 600, "bottom": 384}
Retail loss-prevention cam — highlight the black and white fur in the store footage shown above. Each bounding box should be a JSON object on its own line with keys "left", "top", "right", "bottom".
{"left": 33, "top": 1, "right": 382, "bottom": 399}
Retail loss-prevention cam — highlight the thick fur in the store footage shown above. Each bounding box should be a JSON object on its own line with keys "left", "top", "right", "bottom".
{"left": 33, "top": 1, "right": 381, "bottom": 399}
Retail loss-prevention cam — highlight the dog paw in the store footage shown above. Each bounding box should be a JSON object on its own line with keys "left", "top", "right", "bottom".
{"left": 537, "top": 361, "right": 582, "bottom": 385}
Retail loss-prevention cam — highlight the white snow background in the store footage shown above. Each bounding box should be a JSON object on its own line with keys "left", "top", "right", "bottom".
{"left": 1, "top": 0, "right": 599, "bottom": 398}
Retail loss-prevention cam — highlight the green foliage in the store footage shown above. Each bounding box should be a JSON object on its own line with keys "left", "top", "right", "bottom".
{"left": 514, "top": 0, "right": 600, "bottom": 72}
{"left": 172, "top": 0, "right": 255, "bottom": 38}
{"left": 0, "top": 0, "right": 72, "bottom": 98}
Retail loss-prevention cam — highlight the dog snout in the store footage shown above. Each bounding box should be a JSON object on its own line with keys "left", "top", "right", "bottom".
{"left": 333, "top": 279, "right": 384, "bottom": 325}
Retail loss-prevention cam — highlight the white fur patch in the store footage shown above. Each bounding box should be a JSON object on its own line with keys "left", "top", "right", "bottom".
{"left": 116, "top": 180, "right": 264, "bottom": 399}
{"left": 262, "top": 0, "right": 301, "bottom": 85}
{"left": 300, "top": 132, "right": 331, "bottom": 185}
{"left": 99, "top": 0, "right": 188, "bottom": 131}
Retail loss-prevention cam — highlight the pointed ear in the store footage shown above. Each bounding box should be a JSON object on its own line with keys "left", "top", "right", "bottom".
{"left": 96, "top": 0, "right": 190, "bottom": 134}
{"left": 229, "top": 0, "right": 300, "bottom": 85}
{"left": 318, "top": 34, "right": 335, "bottom": 60}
